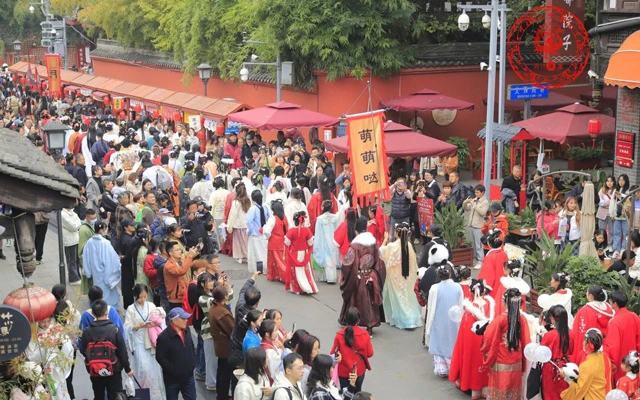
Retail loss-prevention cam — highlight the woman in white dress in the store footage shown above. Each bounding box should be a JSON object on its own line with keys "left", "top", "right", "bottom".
{"left": 536, "top": 272, "right": 574, "bottom": 326}
{"left": 228, "top": 183, "right": 252, "bottom": 263}
{"left": 124, "top": 283, "right": 166, "bottom": 400}
{"left": 246, "top": 189, "right": 271, "bottom": 273}
{"left": 285, "top": 188, "right": 310, "bottom": 228}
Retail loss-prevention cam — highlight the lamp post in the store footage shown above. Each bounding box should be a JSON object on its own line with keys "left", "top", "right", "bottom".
{"left": 12, "top": 40, "right": 22, "bottom": 62}
{"left": 458, "top": 0, "right": 511, "bottom": 197}
{"left": 30, "top": 0, "right": 67, "bottom": 69}
{"left": 240, "top": 39, "right": 294, "bottom": 102}
{"left": 588, "top": 119, "right": 602, "bottom": 148}
{"left": 196, "top": 63, "right": 212, "bottom": 97}
{"left": 41, "top": 121, "right": 70, "bottom": 284}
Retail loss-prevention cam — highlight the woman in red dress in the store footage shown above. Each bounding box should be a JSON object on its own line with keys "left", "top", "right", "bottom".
{"left": 221, "top": 177, "right": 239, "bottom": 256}
{"left": 366, "top": 205, "right": 387, "bottom": 248}
{"left": 264, "top": 200, "right": 288, "bottom": 283}
{"left": 284, "top": 211, "right": 318, "bottom": 294}
{"left": 481, "top": 287, "right": 531, "bottom": 400}
{"left": 477, "top": 230, "right": 509, "bottom": 297}
{"left": 307, "top": 175, "right": 338, "bottom": 235}
{"left": 458, "top": 266, "right": 473, "bottom": 302}
{"left": 334, "top": 208, "right": 357, "bottom": 261}
{"left": 571, "top": 284, "right": 615, "bottom": 365}
{"left": 540, "top": 305, "right": 574, "bottom": 400}
{"left": 449, "top": 278, "right": 495, "bottom": 400}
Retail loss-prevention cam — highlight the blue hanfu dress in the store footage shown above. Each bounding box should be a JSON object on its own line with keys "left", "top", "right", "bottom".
{"left": 246, "top": 202, "right": 271, "bottom": 273}
{"left": 379, "top": 240, "right": 423, "bottom": 329}
{"left": 124, "top": 301, "right": 166, "bottom": 400}
{"left": 425, "top": 279, "right": 463, "bottom": 377}
{"left": 312, "top": 211, "right": 341, "bottom": 283}
{"left": 82, "top": 234, "right": 122, "bottom": 308}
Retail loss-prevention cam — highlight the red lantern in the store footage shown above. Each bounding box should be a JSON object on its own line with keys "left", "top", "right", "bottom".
{"left": 119, "top": 111, "right": 126, "bottom": 119}
{"left": 152, "top": 109, "right": 160, "bottom": 119}
{"left": 216, "top": 123, "right": 224, "bottom": 135}
{"left": 134, "top": 104, "right": 142, "bottom": 113}
{"left": 174, "top": 111, "right": 182, "bottom": 122}
{"left": 19, "top": 77, "right": 26, "bottom": 85}
{"left": 103, "top": 97, "right": 110, "bottom": 106}
{"left": 588, "top": 119, "right": 602, "bottom": 148}
{"left": 3, "top": 284, "right": 57, "bottom": 323}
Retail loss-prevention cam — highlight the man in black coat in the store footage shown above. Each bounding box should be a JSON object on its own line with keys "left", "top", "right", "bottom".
{"left": 119, "top": 219, "right": 142, "bottom": 309}
{"left": 501, "top": 165, "right": 524, "bottom": 214}
{"left": 156, "top": 307, "right": 197, "bottom": 400}
{"left": 80, "top": 299, "right": 132, "bottom": 400}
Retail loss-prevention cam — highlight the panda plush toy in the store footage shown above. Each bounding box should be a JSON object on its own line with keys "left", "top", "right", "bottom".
{"left": 415, "top": 242, "right": 453, "bottom": 306}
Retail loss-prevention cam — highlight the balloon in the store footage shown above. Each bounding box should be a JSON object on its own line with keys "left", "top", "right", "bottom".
{"left": 534, "top": 345, "right": 552, "bottom": 363}
{"left": 606, "top": 389, "right": 629, "bottom": 400}
{"left": 448, "top": 305, "right": 463, "bottom": 323}
{"left": 524, "top": 342, "right": 540, "bottom": 362}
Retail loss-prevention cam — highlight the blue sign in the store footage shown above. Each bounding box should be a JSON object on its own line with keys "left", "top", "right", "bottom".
{"left": 508, "top": 84, "right": 549, "bottom": 101}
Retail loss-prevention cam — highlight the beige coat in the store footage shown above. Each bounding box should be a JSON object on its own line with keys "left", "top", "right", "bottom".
{"left": 463, "top": 196, "right": 489, "bottom": 229}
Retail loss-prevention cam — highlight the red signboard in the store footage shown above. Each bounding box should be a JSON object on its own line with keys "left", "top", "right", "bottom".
{"left": 615, "top": 130, "right": 635, "bottom": 169}
{"left": 417, "top": 197, "right": 434, "bottom": 236}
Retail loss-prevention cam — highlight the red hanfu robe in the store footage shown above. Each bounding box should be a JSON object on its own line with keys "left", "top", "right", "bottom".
{"left": 307, "top": 193, "right": 338, "bottom": 235}
{"left": 366, "top": 206, "right": 388, "bottom": 247}
{"left": 617, "top": 373, "right": 639, "bottom": 399}
{"left": 449, "top": 296, "right": 495, "bottom": 392}
{"left": 477, "top": 248, "right": 509, "bottom": 298}
{"left": 604, "top": 307, "right": 640, "bottom": 383}
{"left": 460, "top": 282, "right": 473, "bottom": 302}
{"left": 221, "top": 192, "right": 236, "bottom": 256}
{"left": 540, "top": 329, "right": 574, "bottom": 400}
{"left": 334, "top": 221, "right": 352, "bottom": 256}
{"left": 571, "top": 302, "right": 615, "bottom": 365}
{"left": 284, "top": 225, "right": 318, "bottom": 294}
{"left": 493, "top": 276, "right": 529, "bottom": 316}
{"left": 266, "top": 215, "right": 289, "bottom": 283}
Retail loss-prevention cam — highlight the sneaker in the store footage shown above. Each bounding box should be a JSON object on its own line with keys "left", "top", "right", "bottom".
{"left": 474, "top": 262, "right": 483, "bottom": 270}
{"left": 69, "top": 281, "right": 81, "bottom": 286}
{"left": 195, "top": 374, "right": 206, "bottom": 381}
{"left": 206, "top": 386, "right": 217, "bottom": 391}
{"left": 36, "top": 260, "right": 43, "bottom": 265}
{"left": 236, "top": 258, "right": 243, "bottom": 264}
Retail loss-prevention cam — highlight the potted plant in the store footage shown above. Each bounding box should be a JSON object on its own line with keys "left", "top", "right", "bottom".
{"left": 446, "top": 136, "right": 470, "bottom": 170}
{"left": 434, "top": 201, "right": 473, "bottom": 266}
{"left": 566, "top": 146, "right": 605, "bottom": 170}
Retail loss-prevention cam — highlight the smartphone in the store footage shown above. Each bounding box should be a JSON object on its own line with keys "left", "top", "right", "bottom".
{"left": 291, "top": 322, "right": 297, "bottom": 333}
{"left": 257, "top": 261, "right": 264, "bottom": 274}
{"left": 352, "top": 362, "right": 357, "bottom": 374}
{"left": 198, "top": 237, "right": 203, "bottom": 244}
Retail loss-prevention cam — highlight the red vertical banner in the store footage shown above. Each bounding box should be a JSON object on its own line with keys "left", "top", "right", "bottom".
{"left": 417, "top": 197, "right": 434, "bottom": 236}
{"left": 545, "top": 0, "right": 585, "bottom": 64}
{"left": 346, "top": 111, "right": 390, "bottom": 206}
{"left": 45, "top": 54, "right": 62, "bottom": 98}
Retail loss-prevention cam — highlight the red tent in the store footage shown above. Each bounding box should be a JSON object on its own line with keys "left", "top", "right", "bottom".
{"left": 227, "top": 101, "right": 339, "bottom": 130}
{"left": 380, "top": 88, "right": 475, "bottom": 111}
{"left": 511, "top": 103, "right": 616, "bottom": 144}
{"left": 325, "top": 121, "right": 457, "bottom": 158}
{"left": 483, "top": 91, "right": 582, "bottom": 112}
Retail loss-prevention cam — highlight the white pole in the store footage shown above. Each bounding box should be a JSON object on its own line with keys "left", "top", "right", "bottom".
{"left": 276, "top": 51, "right": 282, "bottom": 102}
{"left": 497, "top": 2, "right": 507, "bottom": 179}
{"left": 483, "top": 0, "right": 499, "bottom": 199}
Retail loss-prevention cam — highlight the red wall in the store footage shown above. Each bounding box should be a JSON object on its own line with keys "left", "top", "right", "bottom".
{"left": 93, "top": 58, "right": 591, "bottom": 152}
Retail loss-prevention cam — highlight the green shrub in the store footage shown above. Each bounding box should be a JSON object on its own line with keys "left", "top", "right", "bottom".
{"left": 566, "top": 146, "right": 605, "bottom": 161}
{"left": 565, "top": 255, "right": 622, "bottom": 314}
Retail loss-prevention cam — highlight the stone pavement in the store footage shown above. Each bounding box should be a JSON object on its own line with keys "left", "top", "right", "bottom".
{"left": 1, "top": 226, "right": 469, "bottom": 400}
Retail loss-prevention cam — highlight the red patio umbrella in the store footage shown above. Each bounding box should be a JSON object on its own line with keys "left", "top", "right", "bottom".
{"left": 227, "top": 101, "right": 339, "bottom": 130}
{"left": 511, "top": 103, "right": 616, "bottom": 144}
{"left": 380, "top": 88, "right": 475, "bottom": 112}
{"left": 325, "top": 121, "right": 457, "bottom": 158}
{"left": 483, "top": 91, "right": 582, "bottom": 112}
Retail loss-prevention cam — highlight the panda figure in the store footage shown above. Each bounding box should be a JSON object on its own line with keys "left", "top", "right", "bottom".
{"left": 414, "top": 241, "right": 453, "bottom": 307}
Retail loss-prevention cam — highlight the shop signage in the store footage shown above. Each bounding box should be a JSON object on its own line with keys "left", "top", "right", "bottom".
{"left": 616, "top": 131, "right": 635, "bottom": 168}
{"left": 0, "top": 306, "right": 31, "bottom": 362}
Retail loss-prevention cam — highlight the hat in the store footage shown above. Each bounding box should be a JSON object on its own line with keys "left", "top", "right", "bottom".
{"left": 121, "top": 218, "right": 136, "bottom": 228}
{"left": 158, "top": 208, "right": 171, "bottom": 215}
{"left": 490, "top": 202, "right": 502, "bottom": 213}
{"left": 165, "top": 217, "right": 177, "bottom": 225}
{"left": 168, "top": 307, "right": 191, "bottom": 321}
{"left": 246, "top": 132, "right": 255, "bottom": 140}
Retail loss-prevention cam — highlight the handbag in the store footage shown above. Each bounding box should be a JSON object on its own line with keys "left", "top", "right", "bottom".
{"left": 526, "top": 362, "right": 543, "bottom": 400}
{"left": 131, "top": 375, "right": 151, "bottom": 400}
{"left": 596, "top": 205, "right": 610, "bottom": 220}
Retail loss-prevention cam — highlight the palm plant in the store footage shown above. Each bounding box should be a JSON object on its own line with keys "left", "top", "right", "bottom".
{"left": 524, "top": 230, "right": 578, "bottom": 291}
{"left": 433, "top": 201, "right": 468, "bottom": 249}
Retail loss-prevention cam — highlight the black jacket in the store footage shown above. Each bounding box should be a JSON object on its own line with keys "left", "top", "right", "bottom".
{"left": 424, "top": 180, "right": 441, "bottom": 201}
{"left": 450, "top": 183, "right": 472, "bottom": 210}
{"left": 181, "top": 214, "right": 210, "bottom": 249}
{"left": 229, "top": 278, "right": 256, "bottom": 367}
{"left": 156, "top": 325, "right": 197, "bottom": 384}
{"left": 80, "top": 319, "right": 131, "bottom": 374}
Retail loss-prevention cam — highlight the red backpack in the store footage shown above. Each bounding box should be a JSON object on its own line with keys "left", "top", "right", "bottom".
{"left": 181, "top": 281, "right": 199, "bottom": 326}
{"left": 84, "top": 326, "right": 118, "bottom": 377}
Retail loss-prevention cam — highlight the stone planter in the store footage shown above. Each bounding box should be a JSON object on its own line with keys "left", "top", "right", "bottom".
{"left": 450, "top": 247, "right": 474, "bottom": 267}
{"left": 568, "top": 159, "right": 601, "bottom": 170}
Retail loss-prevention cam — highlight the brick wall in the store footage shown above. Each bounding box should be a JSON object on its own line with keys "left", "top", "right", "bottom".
{"left": 614, "top": 87, "right": 640, "bottom": 185}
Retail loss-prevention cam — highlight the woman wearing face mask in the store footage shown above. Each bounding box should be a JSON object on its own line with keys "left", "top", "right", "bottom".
{"left": 560, "top": 329, "right": 612, "bottom": 399}
{"left": 246, "top": 189, "right": 271, "bottom": 274}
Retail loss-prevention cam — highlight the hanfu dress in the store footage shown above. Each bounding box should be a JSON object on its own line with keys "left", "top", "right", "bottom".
{"left": 83, "top": 234, "right": 122, "bottom": 308}
{"left": 124, "top": 301, "right": 166, "bottom": 400}
{"left": 380, "top": 240, "right": 423, "bottom": 329}
{"left": 571, "top": 301, "right": 614, "bottom": 365}
{"left": 228, "top": 199, "right": 249, "bottom": 261}
{"left": 27, "top": 324, "right": 74, "bottom": 400}
{"left": 477, "top": 248, "right": 509, "bottom": 298}
{"left": 540, "top": 329, "right": 573, "bottom": 400}
{"left": 221, "top": 191, "right": 236, "bottom": 256}
{"left": 307, "top": 193, "right": 338, "bottom": 235}
{"left": 246, "top": 202, "right": 271, "bottom": 273}
{"left": 449, "top": 296, "right": 495, "bottom": 397}
{"left": 426, "top": 279, "right": 463, "bottom": 376}
{"left": 493, "top": 276, "right": 530, "bottom": 316}
{"left": 312, "top": 211, "right": 341, "bottom": 283}
{"left": 264, "top": 214, "right": 288, "bottom": 282}
{"left": 285, "top": 225, "right": 318, "bottom": 294}
{"left": 537, "top": 289, "right": 574, "bottom": 326}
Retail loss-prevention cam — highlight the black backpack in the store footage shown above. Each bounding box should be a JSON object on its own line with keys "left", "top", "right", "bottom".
{"left": 270, "top": 387, "right": 293, "bottom": 400}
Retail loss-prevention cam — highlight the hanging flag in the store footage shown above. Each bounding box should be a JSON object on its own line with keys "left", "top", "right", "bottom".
{"left": 26, "top": 62, "right": 35, "bottom": 86}
{"left": 346, "top": 110, "right": 390, "bottom": 206}
{"left": 45, "top": 54, "right": 62, "bottom": 98}
{"left": 111, "top": 97, "right": 124, "bottom": 111}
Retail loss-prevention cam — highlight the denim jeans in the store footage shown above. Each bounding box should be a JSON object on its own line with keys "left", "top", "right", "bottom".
{"left": 203, "top": 337, "right": 217, "bottom": 387}
{"left": 613, "top": 219, "right": 629, "bottom": 252}
{"left": 598, "top": 217, "right": 614, "bottom": 246}
{"left": 195, "top": 331, "right": 206, "bottom": 378}
{"left": 165, "top": 377, "right": 196, "bottom": 400}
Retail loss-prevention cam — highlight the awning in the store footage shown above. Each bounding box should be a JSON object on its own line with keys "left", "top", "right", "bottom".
{"left": 95, "top": 79, "right": 125, "bottom": 92}
{"left": 482, "top": 92, "right": 582, "bottom": 112}
{"left": 205, "top": 100, "right": 248, "bottom": 119}
{"left": 146, "top": 88, "right": 175, "bottom": 103}
{"left": 477, "top": 123, "right": 535, "bottom": 143}
{"left": 111, "top": 82, "right": 141, "bottom": 97}
{"left": 91, "top": 91, "right": 109, "bottom": 100}
{"left": 63, "top": 85, "right": 80, "bottom": 94}
{"left": 163, "top": 92, "right": 196, "bottom": 108}
{"left": 182, "top": 96, "right": 218, "bottom": 113}
{"left": 604, "top": 30, "right": 640, "bottom": 89}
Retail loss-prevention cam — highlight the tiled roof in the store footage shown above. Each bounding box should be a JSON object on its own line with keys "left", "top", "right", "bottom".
{"left": 408, "top": 42, "right": 542, "bottom": 68}
{"left": 477, "top": 123, "right": 527, "bottom": 144}
{"left": 91, "top": 39, "right": 182, "bottom": 69}
{"left": 0, "top": 128, "right": 81, "bottom": 204}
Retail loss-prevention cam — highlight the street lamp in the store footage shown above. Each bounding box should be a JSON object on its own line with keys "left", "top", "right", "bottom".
{"left": 482, "top": 12, "right": 491, "bottom": 28}
{"left": 196, "top": 63, "right": 212, "bottom": 96}
{"left": 29, "top": 5, "right": 35, "bottom": 12}
{"left": 458, "top": 11, "right": 470, "bottom": 31}
{"left": 239, "top": 39, "right": 293, "bottom": 102}
{"left": 240, "top": 67, "right": 249, "bottom": 82}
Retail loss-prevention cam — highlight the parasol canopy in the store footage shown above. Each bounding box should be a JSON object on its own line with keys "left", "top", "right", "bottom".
{"left": 483, "top": 92, "right": 582, "bottom": 112}
{"left": 380, "top": 88, "right": 475, "bottom": 111}
{"left": 227, "top": 101, "right": 339, "bottom": 130}
{"left": 325, "top": 121, "right": 458, "bottom": 158}
{"left": 511, "top": 103, "right": 615, "bottom": 144}
{"left": 579, "top": 181, "right": 597, "bottom": 257}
